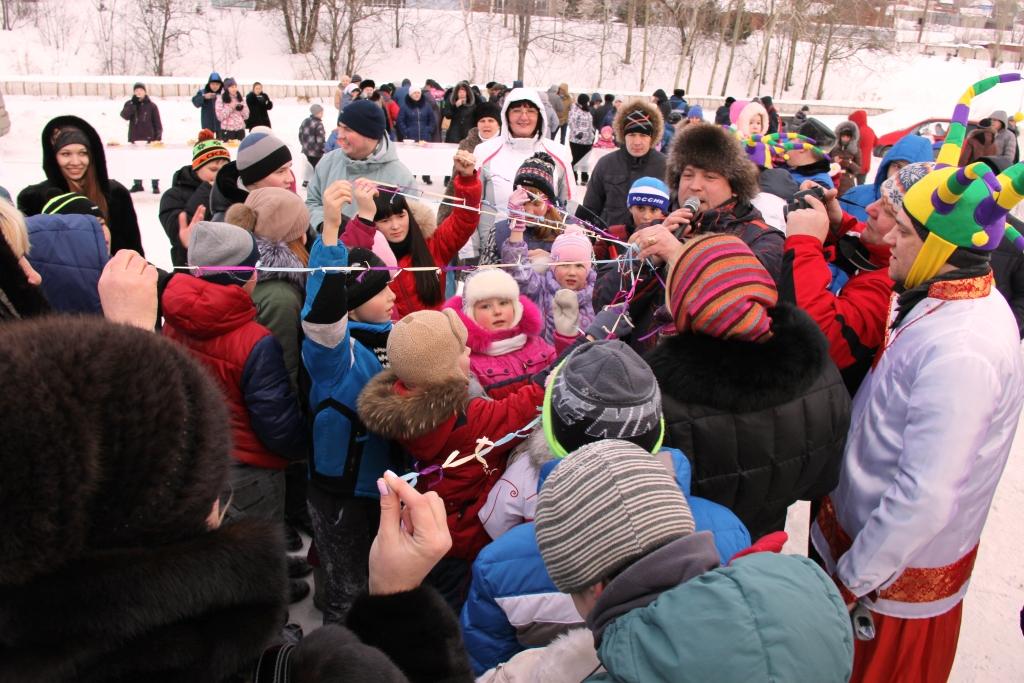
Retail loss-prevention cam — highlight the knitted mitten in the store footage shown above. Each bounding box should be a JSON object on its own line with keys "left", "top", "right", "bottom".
{"left": 552, "top": 289, "right": 580, "bottom": 337}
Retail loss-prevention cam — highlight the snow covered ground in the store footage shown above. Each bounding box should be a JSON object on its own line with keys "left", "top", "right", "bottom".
{"left": 2, "top": 88, "right": 1024, "bottom": 680}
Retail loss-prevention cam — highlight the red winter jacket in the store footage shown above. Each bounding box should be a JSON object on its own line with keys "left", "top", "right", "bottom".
{"left": 783, "top": 211, "right": 893, "bottom": 394}
{"left": 848, "top": 110, "right": 877, "bottom": 175}
{"left": 358, "top": 371, "right": 544, "bottom": 561}
{"left": 162, "top": 275, "right": 307, "bottom": 470}
{"left": 343, "top": 172, "right": 482, "bottom": 318}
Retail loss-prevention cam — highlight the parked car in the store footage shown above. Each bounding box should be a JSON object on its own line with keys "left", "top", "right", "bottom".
{"left": 874, "top": 118, "right": 979, "bottom": 158}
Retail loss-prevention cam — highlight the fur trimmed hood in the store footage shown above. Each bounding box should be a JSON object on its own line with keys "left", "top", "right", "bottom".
{"left": 734, "top": 100, "right": 769, "bottom": 138}
{"left": 256, "top": 237, "right": 306, "bottom": 287}
{"left": 408, "top": 197, "right": 438, "bottom": 239}
{"left": 666, "top": 122, "right": 760, "bottom": 206}
{"left": 358, "top": 369, "right": 469, "bottom": 441}
{"left": 0, "top": 519, "right": 287, "bottom": 682}
{"left": 445, "top": 294, "right": 544, "bottom": 354}
{"left": 613, "top": 98, "right": 664, "bottom": 145}
{"left": 834, "top": 121, "right": 860, "bottom": 146}
{"left": 645, "top": 303, "right": 830, "bottom": 412}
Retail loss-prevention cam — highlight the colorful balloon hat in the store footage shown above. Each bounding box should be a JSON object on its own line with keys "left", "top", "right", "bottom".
{"left": 901, "top": 73, "right": 1024, "bottom": 288}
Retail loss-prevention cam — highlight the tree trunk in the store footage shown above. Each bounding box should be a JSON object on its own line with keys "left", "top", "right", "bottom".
{"left": 771, "top": 26, "right": 786, "bottom": 96}
{"left": 917, "top": 0, "right": 930, "bottom": 44}
{"left": 815, "top": 20, "right": 834, "bottom": 100}
{"left": 801, "top": 32, "right": 819, "bottom": 99}
{"left": 516, "top": 4, "right": 531, "bottom": 82}
{"left": 785, "top": 26, "right": 799, "bottom": 89}
{"left": 624, "top": 0, "right": 636, "bottom": 65}
{"left": 394, "top": 4, "right": 400, "bottom": 48}
{"left": 463, "top": 0, "right": 477, "bottom": 81}
{"left": 758, "top": 1, "right": 777, "bottom": 86}
{"left": 1, "top": 0, "right": 10, "bottom": 31}
{"left": 720, "top": 0, "right": 745, "bottom": 97}
{"left": 708, "top": 8, "right": 728, "bottom": 95}
{"left": 639, "top": 1, "right": 650, "bottom": 89}
{"left": 686, "top": 35, "right": 699, "bottom": 91}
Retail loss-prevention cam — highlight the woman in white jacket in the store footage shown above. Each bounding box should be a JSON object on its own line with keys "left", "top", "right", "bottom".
{"left": 472, "top": 88, "right": 577, "bottom": 265}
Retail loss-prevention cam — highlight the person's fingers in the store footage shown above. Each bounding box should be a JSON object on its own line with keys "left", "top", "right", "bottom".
{"left": 822, "top": 187, "right": 839, "bottom": 202}
{"left": 376, "top": 471, "right": 403, "bottom": 543}
{"left": 178, "top": 211, "right": 187, "bottom": 233}
{"left": 804, "top": 194, "right": 826, "bottom": 212}
{"left": 424, "top": 490, "right": 448, "bottom": 535}
{"left": 799, "top": 180, "right": 819, "bottom": 191}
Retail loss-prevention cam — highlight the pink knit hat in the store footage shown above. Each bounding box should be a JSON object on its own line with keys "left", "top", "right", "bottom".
{"left": 550, "top": 227, "right": 593, "bottom": 272}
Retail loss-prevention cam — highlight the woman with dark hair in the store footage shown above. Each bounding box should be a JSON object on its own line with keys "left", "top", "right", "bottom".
{"left": 215, "top": 77, "right": 249, "bottom": 141}
{"left": 336, "top": 149, "right": 482, "bottom": 318}
{"left": 245, "top": 82, "right": 273, "bottom": 130}
{"left": 17, "top": 115, "right": 143, "bottom": 255}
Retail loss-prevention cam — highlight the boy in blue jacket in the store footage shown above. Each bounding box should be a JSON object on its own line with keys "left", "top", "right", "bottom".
{"left": 462, "top": 340, "right": 752, "bottom": 675}
{"left": 302, "top": 180, "right": 400, "bottom": 623}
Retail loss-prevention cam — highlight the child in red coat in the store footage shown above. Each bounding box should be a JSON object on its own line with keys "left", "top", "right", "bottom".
{"left": 358, "top": 308, "right": 544, "bottom": 610}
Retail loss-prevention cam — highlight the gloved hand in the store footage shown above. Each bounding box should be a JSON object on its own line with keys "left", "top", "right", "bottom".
{"left": 586, "top": 303, "right": 634, "bottom": 340}
{"left": 507, "top": 187, "right": 530, "bottom": 232}
{"left": 552, "top": 289, "right": 580, "bottom": 337}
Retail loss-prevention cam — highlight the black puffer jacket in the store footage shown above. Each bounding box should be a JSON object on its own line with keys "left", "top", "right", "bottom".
{"left": 645, "top": 303, "right": 850, "bottom": 538}
{"left": 159, "top": 164, "right": 212, "bottom": 267}
{"left": 17, "top": 115, "right": 143, "bottom": 255}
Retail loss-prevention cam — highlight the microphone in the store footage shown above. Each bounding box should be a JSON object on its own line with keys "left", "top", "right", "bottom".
{"left": 682, "top": 196, "right": 701, "bottom": 214}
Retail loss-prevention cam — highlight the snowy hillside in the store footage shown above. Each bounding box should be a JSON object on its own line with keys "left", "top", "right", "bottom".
{"left": 2, "top": 1, "right": 1024, "bottom": 110}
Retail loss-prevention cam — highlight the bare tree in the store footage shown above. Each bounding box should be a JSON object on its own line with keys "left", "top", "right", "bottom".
{"left": 133, "top": 0, "right": 192, "bottom": 76}
{"left": 720, "top": 0, "right": 745, "bottom": 96}
{"left": 279, "top": 0, "right": 322, "bottom": 54}
{"left": 92, "top": 0, "right": 133, "bottom": 75}
{"left": 461, "top": 0, "right": 479, "bottom": 81}
{"left": 624, "top": 0, "right": 637, "bottom": 64}
{"left": 309, "top": 0, "right": 347, "bottom": 79}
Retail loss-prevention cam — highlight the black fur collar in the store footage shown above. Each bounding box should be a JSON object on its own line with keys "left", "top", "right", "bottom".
{"left": 645, "top": 303, "right": 830, "bottom": 412}
{"left": 0, "top": 520, "right": 288, "bottom": 682}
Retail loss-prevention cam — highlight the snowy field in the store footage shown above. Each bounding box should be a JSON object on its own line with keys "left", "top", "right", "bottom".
{"left": 2, "top": 92, "right": 1024, "bottom": 681}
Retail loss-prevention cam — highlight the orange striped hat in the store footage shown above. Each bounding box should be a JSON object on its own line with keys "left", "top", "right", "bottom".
{"left": 666, "top": 233, "right": 778, "bottom": 342}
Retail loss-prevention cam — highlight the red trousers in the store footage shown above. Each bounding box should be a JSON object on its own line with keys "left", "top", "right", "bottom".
{"left": 851, "top": 601, "right": 963, "bottom": 683}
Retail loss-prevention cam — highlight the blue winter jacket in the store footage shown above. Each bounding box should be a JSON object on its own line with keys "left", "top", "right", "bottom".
{"left": 397, "top": 98, "right": 438, "bottom": 142}
{"left": 839, "top": 134, "right": 934, "bottom": 221}
{"left": 302, "top": 237, "right": 399, "bottom": 498}
{"left": 26, "top": 214, "right": 108, "bottom": 314}
{"left": 191, "top": 73, "right": 223, "bottom": 134}
{"left": 324, "top": 129, "right": 340, "bottom": 154}
{"left": 460, "top": 447, "right": 751, "bottom": 675}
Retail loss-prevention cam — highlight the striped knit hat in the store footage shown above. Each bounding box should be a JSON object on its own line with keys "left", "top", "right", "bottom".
{"left": 666, "top": 233, "right": 778, "bottom": 342}
{"left": 192, "top": 129, "right": 230, "bottom": 171}
{"left": 535, "top": 439, "right": 695, "bottom": 593}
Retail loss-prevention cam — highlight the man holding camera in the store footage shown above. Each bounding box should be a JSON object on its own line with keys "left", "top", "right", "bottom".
{"left": 781, "top": 162, "right": 932, "bottom": 395}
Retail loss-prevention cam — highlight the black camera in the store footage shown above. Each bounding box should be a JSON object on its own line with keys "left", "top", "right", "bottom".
{"left": 787, "top": 185, "right": 826, "bottom": 213}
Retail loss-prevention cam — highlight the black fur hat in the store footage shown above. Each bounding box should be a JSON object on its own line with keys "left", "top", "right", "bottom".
{"left": 666, "top": 122, "right": 760, "bottom": 206}
{"left": 0, "top": 317, "right": 231, "bottom": 585}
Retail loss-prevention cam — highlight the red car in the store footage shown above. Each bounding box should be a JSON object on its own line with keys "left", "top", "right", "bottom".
{"left": 874, "top": 118, "right": 980, "bottom": 158}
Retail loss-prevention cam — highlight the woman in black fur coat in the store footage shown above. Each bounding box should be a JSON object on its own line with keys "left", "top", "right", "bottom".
{"left": 0, "top": 318, "right": 474, "bottom": 683}
{"left": 635, "top": 232, "right": 851, "bottom": 539}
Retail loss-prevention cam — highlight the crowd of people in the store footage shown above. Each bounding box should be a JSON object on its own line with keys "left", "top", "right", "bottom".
{"left": 1, "top": 69, "right": 1023, "bottom": 683}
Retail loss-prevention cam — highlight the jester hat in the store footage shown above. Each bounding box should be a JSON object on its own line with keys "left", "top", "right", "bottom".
{"left": 901, "top": 73, "right": 1024, "bottom": 288}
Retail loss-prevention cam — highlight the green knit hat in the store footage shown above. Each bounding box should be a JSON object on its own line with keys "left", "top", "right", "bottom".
{"left": 192, "top": 129, "right": 230, "bottom": 171}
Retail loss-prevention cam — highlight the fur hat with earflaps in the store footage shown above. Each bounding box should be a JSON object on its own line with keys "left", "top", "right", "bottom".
{"left": 900, "top": 73, "right": 1024, "bottom": 288}
{"left": 666, "top": 123, "right": 759, "bottom": 207}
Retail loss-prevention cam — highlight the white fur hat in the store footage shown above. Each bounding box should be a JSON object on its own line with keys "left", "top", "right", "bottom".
{"left": 462, "top": 268, "right": 524, "bottom": 327}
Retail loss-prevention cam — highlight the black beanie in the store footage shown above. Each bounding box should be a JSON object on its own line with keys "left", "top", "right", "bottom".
{"left": 346, "top": 248, "right": 391, "bottom": 311}
{"left": 340, "top": 100, "right": 387, "bottom": 141}
{"left": 474, "top": 101, "right": 502, "bottom": 126}
{"left": 0, "top": 317, "right": 231, "bottom": 586}
{"left": 40, "top": 191, "right": 103, "bottom": 219}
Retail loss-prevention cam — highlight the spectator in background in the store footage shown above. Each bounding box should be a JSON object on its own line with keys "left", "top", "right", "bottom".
{"left": 556, "top": 83, "right": 572, "bottom": 144}
{"left": 120, "top": 82, "right": 163, "bottom": 195}
{"left": 715, "top": 95, "right": 735, "bottom": 125}
{"left": 848, "top": 110, "right": 876, "bottom": 184}
{"left": 592, "top": 93, "right": 614, "bottom": 130}
{"left": 443, "top": 81, "right": 477, "bottom": 144}
{"left": 300, "top": 104, "right": 327, "bottom": 178}
{"left": 669, "top": 88, "right": 688, "bottom": 112}
{"left": 761, "top": 95, "right": 780, "bottom": 134}
{"left": 793, "top": 104, "right": 810, "bottom": 126}
{"left": 567, "top": 93, "right": 596, "bottom": 185}
{"left": 334, "top": 75, "right": 352, "bottom": 112}
{"left": 0, "top": 89, "right": 10, "bottom": 137}
{"left": 192, "top": 71, "right": 223, "bottom": 136}
{"left": 245, "top": 82, "right": 273, "bottom": 130}
{"left": 215, "top": 77, "right": 249, "bottom": 142}
{"left": 651, "top": 88, "right": 672, "bottom": 122}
